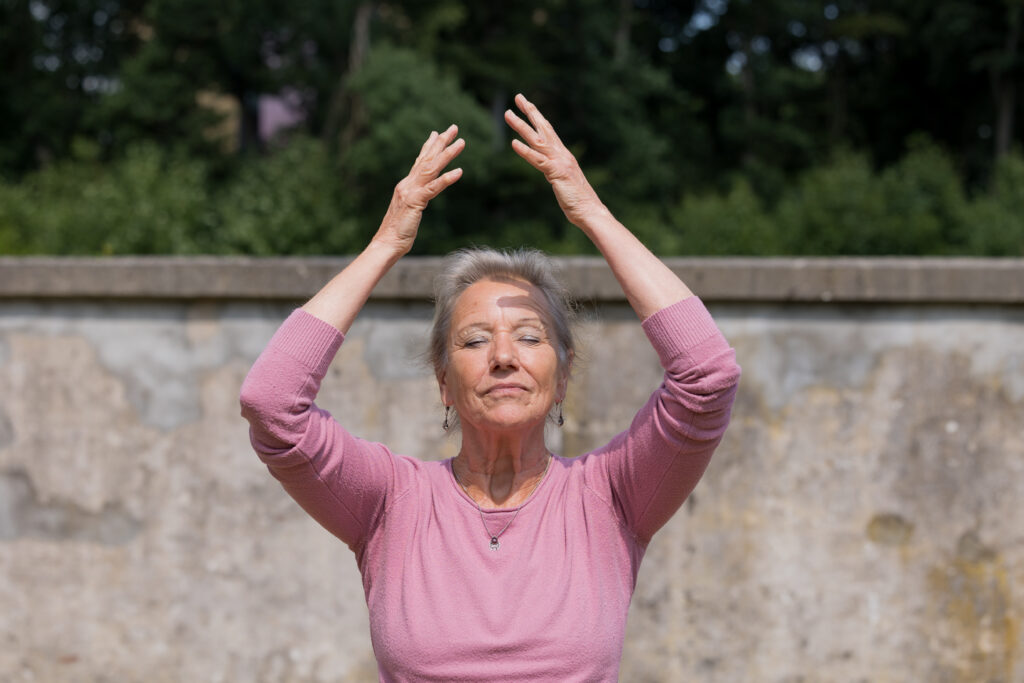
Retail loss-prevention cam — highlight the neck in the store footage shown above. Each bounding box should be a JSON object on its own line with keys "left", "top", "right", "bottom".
{"left": 453, "top": 425, "right": 550, "bottom": 508}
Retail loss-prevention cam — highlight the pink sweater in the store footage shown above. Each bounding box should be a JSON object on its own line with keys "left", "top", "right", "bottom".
{"left": 240, "top": 296, "right": 740, "bottom": 682}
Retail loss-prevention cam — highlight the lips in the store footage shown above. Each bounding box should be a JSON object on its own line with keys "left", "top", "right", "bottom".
{"left": 486, "top": 383, "right": 527, "bottom": 395}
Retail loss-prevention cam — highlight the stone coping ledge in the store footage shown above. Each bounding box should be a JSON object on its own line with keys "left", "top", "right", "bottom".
{"left": 1, "top": 256, "right": 1022, "bottom": 303}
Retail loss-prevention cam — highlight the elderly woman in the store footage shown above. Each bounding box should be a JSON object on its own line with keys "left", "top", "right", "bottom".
{"left": 240, "top": 94, "right": 740, "bottom": 681}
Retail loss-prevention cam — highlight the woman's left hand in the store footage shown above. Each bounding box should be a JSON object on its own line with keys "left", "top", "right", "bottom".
{"left": 506, "top": 92, "right": 693, "bottom": 319}
{"left": 505, "top": 94, "right": 606, "bottom": 227}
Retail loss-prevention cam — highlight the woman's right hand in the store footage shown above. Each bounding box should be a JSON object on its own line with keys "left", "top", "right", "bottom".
{"left": 372, "top": 125, "right": 465, "bottom": 256}
{"left": 302, "top": 125, "right": 463, "bottom": 333}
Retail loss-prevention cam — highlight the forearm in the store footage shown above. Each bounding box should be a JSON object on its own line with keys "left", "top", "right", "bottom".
{"left": 505, "top": 94, "right": 692, "bottom": 320}
{"left": 303, "top": 126, "right": 464, "bottom": 333}
{"left": 301, "top": 239, "right": 405, "bottom": 334}
{"left": 574, "top": 203, "right": 692, "bottom": 321}
{"left": 603, "top": 297, "right": 740, "bottom": 540}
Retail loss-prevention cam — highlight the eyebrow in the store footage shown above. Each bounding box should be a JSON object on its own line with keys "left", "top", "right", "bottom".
{"left": 454, "top": 317, "right": 547, "bottom": 334}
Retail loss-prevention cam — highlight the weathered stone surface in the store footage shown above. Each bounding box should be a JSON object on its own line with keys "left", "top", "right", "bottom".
{"left": 0, "top": 259, "right": 1021, "bottom": 682}
{"left": 2, "top": 256, "right": 1023, "bottom": 302}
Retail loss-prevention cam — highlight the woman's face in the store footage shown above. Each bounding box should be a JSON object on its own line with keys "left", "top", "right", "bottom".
{"left": 439, "top": 277, "right": 568, "bottom": 433}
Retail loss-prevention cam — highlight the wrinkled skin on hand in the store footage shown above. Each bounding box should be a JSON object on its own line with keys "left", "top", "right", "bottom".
{"left": 504, "top": 93, "right": 606, "bottom": 228}
{"left": 372, "top": 124, "right": 465, "bottom": 255}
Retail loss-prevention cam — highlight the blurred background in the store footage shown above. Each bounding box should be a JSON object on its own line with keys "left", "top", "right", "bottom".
{"left": 2, "top": 0, "right": 1024, "bottom": 258}
{"left": 2, "top": 2, "right": 1024, "bottom": 682}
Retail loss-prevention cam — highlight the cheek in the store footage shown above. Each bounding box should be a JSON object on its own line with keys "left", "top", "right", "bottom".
{"left": 445, "top": 359, "right": 480, "bottom": 396}
{"left": 529, "top": 351, "right": 562, "bottom": 390}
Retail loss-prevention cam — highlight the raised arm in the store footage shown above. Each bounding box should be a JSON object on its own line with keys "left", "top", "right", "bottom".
{"left": 240, "top": 126, "right": 464, "bottom": 546}
{"left": 302, "top": 125, "right": 465, "bottom": 332}
{"left": 504, "top": 94, "right": 691, "bottom": 321}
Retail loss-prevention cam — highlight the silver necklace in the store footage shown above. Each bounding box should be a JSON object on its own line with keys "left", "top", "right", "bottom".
{"left": 453, "top": 455, "right": 551, "bottom": 551}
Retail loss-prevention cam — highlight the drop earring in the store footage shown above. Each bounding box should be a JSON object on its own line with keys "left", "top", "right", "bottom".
{"left": 556, "top": 401, "right": 564, "bottom": 427}
{"left": 443, "top": 406, "right": 451, "bottom": 431}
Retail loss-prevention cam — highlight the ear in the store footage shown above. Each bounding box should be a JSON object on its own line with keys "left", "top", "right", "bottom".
{"left": 437, "top": 369, "right": 452, "bottom": 407}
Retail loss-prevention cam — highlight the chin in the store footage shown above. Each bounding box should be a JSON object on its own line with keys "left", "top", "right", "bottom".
{"left": 475, "top": 412, "right": 547, "bottom": 433}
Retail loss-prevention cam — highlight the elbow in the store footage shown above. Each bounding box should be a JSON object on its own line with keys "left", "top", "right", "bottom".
{"left": 714, "top": 354, "right": 742, "bottom": 392}
{"left": 238, "top": 370, "right": 298, "bottom": 438}
{"left": 708, "top": 360, "right": 741, "bottom": 415}
{"left": 672, "top": 353, "right": 741, "bottom": 419}
{"left": 697, "top": 349, "right": 742, "bottom": 405}
{"left": 238, "top": 372, "right": 268, "bottom": 424}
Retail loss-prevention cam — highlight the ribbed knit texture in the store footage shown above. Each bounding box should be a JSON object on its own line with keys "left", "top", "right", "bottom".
{"left": 240, "top": 296, "right": 740, "bottom": 682}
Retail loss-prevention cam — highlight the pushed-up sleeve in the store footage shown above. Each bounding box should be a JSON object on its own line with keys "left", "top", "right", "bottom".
{"left": 239, "top": 309, "right": 397, "bottom": 551}
{"left": 585, "top": 297, "right": 740, "bottom": 545}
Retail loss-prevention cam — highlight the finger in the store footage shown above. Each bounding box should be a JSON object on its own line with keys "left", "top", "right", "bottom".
{"left": 504, "top": 108, "right": 539, "bottom": 144}
{"left": 419, "top": 125, "right": 460, "bottom": 167}
{"left": 423, "top": 167, "right": 463, "bottom": 199}
{"left": 514, "top": 93, "right": 558, "bottom": 140}
{"left": 415, "top": 131, "right": 440, "bottom": 164}
{"left": 418, "top": 130, "right": 438, "bottom": 153}
{"left": 428, "top": 124, "right": 459, "bottom": 156}
{"left": 417, "top": 124, "right": 456, "bottom": 157}
{"left": 439, "top": 123, "right": 458, "bottom": 141}
{"left": 510, "top": 138, "right": 548, "bottom": 171}
{"left": 439, "top": 137, "right": 466, "bottom": 167}
{"left": 416, "top": 137, "right": 465, "bottom": 181}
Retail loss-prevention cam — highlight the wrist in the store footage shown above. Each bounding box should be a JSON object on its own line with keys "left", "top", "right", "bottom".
{"left": 570, "top": 200, "right": 614, "bottom": 231}
{"left": 366, "top": 234, "right": 412, "bottom": 262}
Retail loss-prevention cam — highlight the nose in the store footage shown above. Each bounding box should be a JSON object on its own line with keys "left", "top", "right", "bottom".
{"left": 490, "top": 332, "right": 518, "bottom": 370}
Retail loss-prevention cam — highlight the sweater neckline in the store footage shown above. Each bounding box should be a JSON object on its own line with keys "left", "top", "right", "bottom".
{"left": 444, "top": 455, "right": 556, "bottom": 514}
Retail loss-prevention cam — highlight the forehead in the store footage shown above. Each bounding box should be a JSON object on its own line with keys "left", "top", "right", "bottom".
{"left": 451, "top": 277, "right": 549, "bottom": 326}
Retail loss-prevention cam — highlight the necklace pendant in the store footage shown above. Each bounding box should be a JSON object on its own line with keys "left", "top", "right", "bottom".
{"left": 489, "top": 537, "right": 500, "bottom": 551}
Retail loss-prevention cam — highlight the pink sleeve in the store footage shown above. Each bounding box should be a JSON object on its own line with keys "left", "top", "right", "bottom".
{"left": 239, "top": 310, "right": 398, "bottom": 551}
{"left": 584, "top": 297, "right": 740, "bottom": 544}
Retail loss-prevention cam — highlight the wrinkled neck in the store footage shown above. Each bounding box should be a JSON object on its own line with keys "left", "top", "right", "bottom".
{"left": 453, "top": 425, "right": 550, "bottom": 508}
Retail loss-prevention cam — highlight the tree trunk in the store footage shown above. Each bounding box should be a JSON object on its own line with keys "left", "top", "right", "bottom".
{"left": 322, "top": 2, "right": 374, "bottom": 149}
{"left": 490, "top": 88, "right": 508, "bottom": 150}
{"left": 993, "top": 4, "right": 1020, "bottom": 158}
{"left": 994, "top": 81, "right": 1016, "bottom": 158}
{"left": 740, "top": 46, "right": 757, "bottom": 166}
{"left": 829, "top": 54, "right": 848, "bottom": 144}
{"left": 614, "top": 0, "right": 632, "bottom": 66}
{"left": 238, "top": 90, "right": 262, "bottom": 154}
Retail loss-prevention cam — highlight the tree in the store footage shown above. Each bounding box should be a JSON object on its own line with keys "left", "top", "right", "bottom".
{"left": 0, "top": 0, "right": 145, "bottom": 174}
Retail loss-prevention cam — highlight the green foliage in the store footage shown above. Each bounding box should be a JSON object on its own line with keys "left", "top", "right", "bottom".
{"left": 664, "top": 139, "right": 1023, "bottom": 257}
{"left": 3, "top": 1, "right": 1024, "bottom": 256}
{"left": 878, "top": 137, "right": 969, "bottom": 254}
{"left": 962, "top": 153, "right": 1024, "bottom": 255}
{"left": 774, "top": 138, "right": 969, "bottom": 255}
{"left": 216, "top": 137, "right": 358, "bottom": 255}
{"left": 343, "top": 44, "right": 495, "bottom": 189}
{"left": 669, "top": 180, "right": 778, "bottom": 255}
{"left": 0, "top": 144, "right": 210, "bottom": 254}
{"left": 774, "top": 149, "right": 889, "bottom": 254}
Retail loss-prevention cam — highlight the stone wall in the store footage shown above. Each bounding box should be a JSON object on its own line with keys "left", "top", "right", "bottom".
{"left": 0, "top": 257, "right": 1021, "bottom": 682}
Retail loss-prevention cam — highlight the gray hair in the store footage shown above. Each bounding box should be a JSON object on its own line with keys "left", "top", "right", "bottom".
{"left": 429, "top": 247, "right": 576, "bottom": 380}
